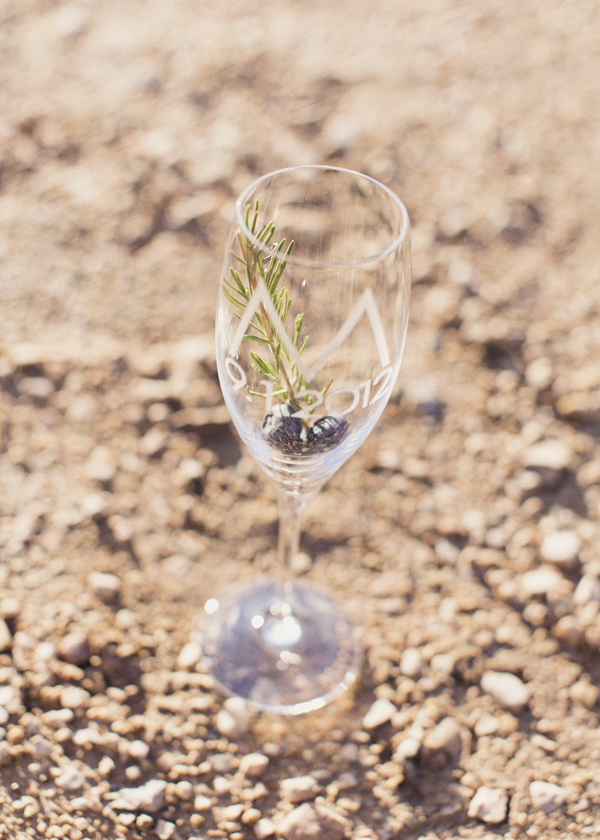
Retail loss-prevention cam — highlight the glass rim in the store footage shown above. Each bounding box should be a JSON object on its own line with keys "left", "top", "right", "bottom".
{"left": 235, "top": 164, "right": 410, "bottom": 268}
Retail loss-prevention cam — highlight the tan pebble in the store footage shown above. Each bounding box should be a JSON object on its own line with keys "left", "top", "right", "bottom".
{"left": 280, "top": 775, "right": 321, "bottom": 803}
{"left": 242, "top": 808, "right": 261, "bottom": 825}
{"left": 175, "top": 780, "right": 194, "bottom": 801}
{"left": 98, "top": 756, "right": 116, "bottom": 776}
{"left": 128, "top": 739, "right": 150, "bottom": 760}
{"left": 136, "top": 814, "right": 154, "bottom": 829}
{"left": 481, "top": 671, "right": 529, "bottom": 714}
{"left": 529, "top": 781, "right": 565, "bottom": 814}
{"left": 177, "top": 641, "right": 202, "bottom": 670}
{"left": 155, "top": 818, "right": 177, "bottom": 840}
{"left": 223, "top": 804, "right": 244, "bottom": 821}
{"left": 0, "top": 619, "right": 12, "bottom": 653}
{"left": 194, "top": 795, "right": 212, "bottom": 811}
{"left": 216, "top": 697, "right": 250, "bottom": 738}
{"left": 569, "top": 679, "right": 599, "bottom": 709}
{"left": 467, "top": 786, "right": 508, "bottom": 824}
{"left": 254, "top": 818, "right": 276, "bottom": 839}
{"left": 239, "top": 752, "right": 269, "bottom": 778}
{"left": 88, "top": 571, "right": 121, "bottom": 601}
{"left": 423, "top": 717, "right": 462, "bottom": 759}
{"left": 362, "top": 697, "right": 396, "bottom": 729}
{"left": 277, "top": 802, "right": 349, "bottom": 840}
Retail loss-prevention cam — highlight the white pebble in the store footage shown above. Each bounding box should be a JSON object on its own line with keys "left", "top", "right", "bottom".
{"left": 98, "top": 756, "right": 116, "bottom": 776}
{"left": 520, "top": 567, "right": 564, "bottom": 597}
{"left": 525, "top": 358, "right": 554, "bottom": 390}
{"left": 467, "top": 786, "right": 508, "bottom": 823}
{"left": 540, "top": 531, "right": 581, "bottom": 565}
{"left": 193, "top": 795, "right": 212, "bottom": 810}
{"left": 177, "top": 641, "right": 201, "bottom": 670}
{"left": 239, "top": 752, "right": 269, "bottom": 778}
{"left": 88, "top": 571, "right": 121, "bottom": 600}
{"left": 216, "top": 697, "right": 250, "bottom": 738}
{"left": 254, "top": 818, "right": 276, "bottom": 839}
{"left": 362, "top": 697, "right": 397, "bottom": 729}
{"left": 529, "top": 780, "right": 566, "bottom": 814}
{"left": 400, "top": 647, "right": 422, "bottom": 679}
{"left": 55, "top": 764, "right": 85, "bottom": 791}
{"left": 522, "top": 440, "right": 572, "bottom": 470}
{"left": 423, "top": 717, "right": 462, "bottom": 759}
{"left": 277, "top": 802, "right": 348, "bottom": 840}
{"left": 574, "top": 575, "right": 600, "bottom": 605}
{"left": 129, "top": 740, "right": 150, "bottom": 760}
{"left": 481, "top": 671, "right": 529, "bottom": 713}
{"left": 0, "top": 620, "right": 11, "bottom": 653}
{"left": 155, "top": 819, "right": 176, "bottom": 840}
{"left": 280, "top": 775, "right": 320, "bottom": 803}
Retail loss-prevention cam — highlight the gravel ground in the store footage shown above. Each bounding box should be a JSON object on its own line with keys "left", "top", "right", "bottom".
{"left": 2, "top": 1, "right": 600, "bottom": 838}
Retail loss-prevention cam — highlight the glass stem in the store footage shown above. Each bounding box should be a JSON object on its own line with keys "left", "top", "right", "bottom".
{"left": 277, "top": 490, "right": 308, "bottom": 597}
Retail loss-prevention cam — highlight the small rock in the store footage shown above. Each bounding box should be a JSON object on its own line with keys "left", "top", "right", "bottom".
{"left": 280, "top": 775, "right": 321, "bottom": 803}
{"left": 554, "top": 615, "right": 585, "bottom": 648}
{"left": 88, "top": 571, "right": 121, "bottom": 601}
{"left": 155, "top": 819, "right": 177, "bottom": 840}
{"left": 540, "top": 531, "right": 581, "bottom": 566}
{"left": 222, "top": 803, "right": 244, "bottom": 820}
{"left": 255, "top": 818, "right": 276, "bottom": 839}
{"left": 194, "top": 795, "right": 212, "bottom": 811}
{"left": 467, "top": 786, "right": 508, "bottom": 824}
{"left": 0, "top": 618, "right": 12, "bottom": 653}
{"left": 60, "top": 686, "right": 90, "bottom": 709}
{"left": 520, "top": 567, "right": 564, "bottom": 597}
{"left": 362, "top": 697, "right": 397, "bottom": 729}
{"left": 522, "top": 440, "right": 572, "bottom": 470}
{"left": 57, "top": 632, "right": 90, "bottom": 666}
{"left": 0, "top": 620, "right": 11, "bottom": 654}
{"left": 574, "top": 574, "right": 600, "bottom": 605}
{"left": 108, "top": 779, "right": 167, "bottom": 813}
{"left": 243, "top": 808, "right": 262, "bottom": 825}
{"left": 42, "top": 708, "right": 74, "bottom": 728}
{"left": 569, "top": 679, "right": 599, "bottom": 709}
{"left": 55, "top": 764, "right": 86, "bottom": 792}
{"left": 529, "top": 781, "right": 565, "bottom": 814}
{"left": 216, "top": 697, "right": 250, "bottom": 738}
{"left": 174, "top": 780, "right": 194, "bottom": 801}
{"left": 177, "top": 641, "right": 201, "bottom": 670}
{"left": 240, "top": 752, "right": 270, "bottom": 778}
{"left": 29, "top": 735, "right": 54, "bottom": 760}
{"left": 481, "top": 671, "right": 529, "bottom": 713}
{"left": 525, "top": 358, "right": 554, "bottom": 390}
{"left": 98, "top": 756, "right": 116, "bottom": 776}
{"left": 129, "top": 740, "right": 150, "bottom": 760}
{"left": 277, "top": 802, "right": 349, "bottom": 840}
{"left": 474, "top": 713, "right": 500, "bottom": 737}
{"left": 423, "top": 717, "right": 462, "bottom": 760}
{"left": 137, "top": 814, "right": 155, "bottom": 830}
{"left": 394, "top": 737, "right": 421, "bottom": 760}
{"left": 400, "top": 647, "right": 422, "bottom": 679}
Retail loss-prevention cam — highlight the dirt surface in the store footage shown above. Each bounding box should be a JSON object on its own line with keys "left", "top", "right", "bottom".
{"left": 2, "top": 1, "right": 600, "bottom": 838}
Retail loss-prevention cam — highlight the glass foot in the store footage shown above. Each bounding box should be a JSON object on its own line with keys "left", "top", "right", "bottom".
{"left": 201, "top": 579, "right": 361, "bottom": 714}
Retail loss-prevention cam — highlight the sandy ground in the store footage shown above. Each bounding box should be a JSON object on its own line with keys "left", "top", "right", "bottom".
{"left": 1, "top": 0, "right": 600, "bottom": 838}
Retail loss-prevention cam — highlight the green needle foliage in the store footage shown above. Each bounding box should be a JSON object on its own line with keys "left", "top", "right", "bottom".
{"left": 222, "top": 201, "right": 309, "bottom": 411}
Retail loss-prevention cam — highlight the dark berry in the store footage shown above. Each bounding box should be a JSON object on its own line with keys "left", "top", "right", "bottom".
{"left": 307, "top": 415, "right": 349, "bottom": 452}
{"left": 262, "top": 405, "right": 304, "bottom": 454}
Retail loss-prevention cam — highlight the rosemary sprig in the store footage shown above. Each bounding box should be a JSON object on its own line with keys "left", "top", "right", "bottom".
{"left": 223, "top": 201, "right": 309, "bottom": 411}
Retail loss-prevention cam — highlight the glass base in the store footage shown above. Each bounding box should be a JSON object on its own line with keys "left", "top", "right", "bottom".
{"left": 201, "top": 579, "right": 361, "bottom": 715}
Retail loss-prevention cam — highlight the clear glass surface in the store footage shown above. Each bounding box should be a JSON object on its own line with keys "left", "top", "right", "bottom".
{"left": 203, "top": 165, "right": 411, "bottom": 714}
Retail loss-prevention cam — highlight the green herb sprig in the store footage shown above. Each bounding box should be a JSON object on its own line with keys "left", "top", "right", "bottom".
{"left": 222, "top": 202, "right": 309, "bottom": 411}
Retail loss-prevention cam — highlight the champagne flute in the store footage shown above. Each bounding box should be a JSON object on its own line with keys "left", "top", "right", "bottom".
{"left": 203, "top": 165, "right": 411, "bottom": 714}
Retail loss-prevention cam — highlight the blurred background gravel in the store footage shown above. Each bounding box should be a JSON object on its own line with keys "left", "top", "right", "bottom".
{"left": 1, "top": 1, "right": 600, "bottom": 838}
